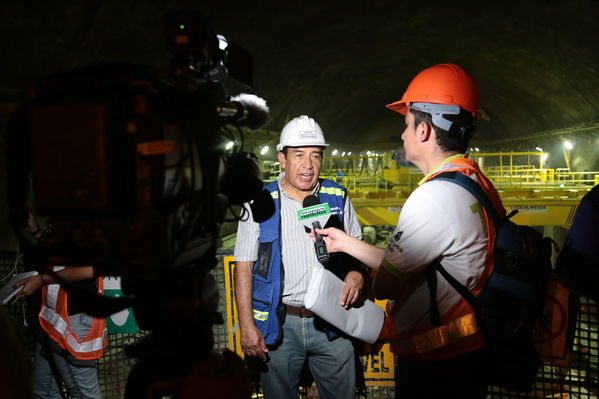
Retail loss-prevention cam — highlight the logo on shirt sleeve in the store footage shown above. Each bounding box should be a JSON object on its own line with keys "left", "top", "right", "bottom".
{"left": 387, "top": 231, "right": 404, "bottom": 253}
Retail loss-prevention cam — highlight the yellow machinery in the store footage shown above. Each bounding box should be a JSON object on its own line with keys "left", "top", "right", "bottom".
{"left": 221, "top": 151, "right": 599, "bottom": 391}
{"left": 313, "top": 151, "right": 598, "bottom": 227}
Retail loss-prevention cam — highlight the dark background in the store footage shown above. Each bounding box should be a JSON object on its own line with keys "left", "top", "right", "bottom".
{"left": 1, "top": 0, "right": 599, "bottom": 248}
{"left": 1, "top": 1, "right": 599, "bottom": 147}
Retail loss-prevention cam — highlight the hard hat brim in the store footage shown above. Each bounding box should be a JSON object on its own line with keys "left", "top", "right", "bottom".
{"left": 276, "top": 143, "right": 330, "bottom": 152}
{"left": 386, "top": 100, "right": 407, "bottom": 115}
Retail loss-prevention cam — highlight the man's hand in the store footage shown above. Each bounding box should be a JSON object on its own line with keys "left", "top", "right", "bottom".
{"left": 340, "top": 270, "right": 364, "bottom": 308}
{"left": 311, "top": 227, "right": 351, "bottom": 253}
{"left": 14, "top": 274, "right": 44, "bottom": 297}
{"left": 239, "top": 324, "right": 269, "bottom": 361}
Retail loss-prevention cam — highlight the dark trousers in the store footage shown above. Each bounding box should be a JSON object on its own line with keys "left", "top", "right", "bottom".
{"left": 394, "top": 349, "right": 488, "bottom": 399}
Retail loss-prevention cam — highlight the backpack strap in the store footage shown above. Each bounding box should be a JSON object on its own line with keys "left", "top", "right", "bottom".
{"left": 425, "top": 265, "right": 442, "bottom": 326}
{"left": 426, "top": 171, "right": 501, "bottom": 315}
{"left": 433, "top": 260, "right": 478, "bottom": 306}
{"left": 432, "top": 171, "right": 501, "bottom": 228}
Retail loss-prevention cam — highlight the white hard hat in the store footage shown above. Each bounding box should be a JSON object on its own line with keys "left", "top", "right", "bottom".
{"left": 276, "top": 115, "right": 329, "bottom": 152}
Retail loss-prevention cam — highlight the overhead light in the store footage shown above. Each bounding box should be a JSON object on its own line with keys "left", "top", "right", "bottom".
{"left": 474, "top": 147, "right": 480, "bottom": 152}
{"left": 563, "top": 140, "right": 573, "bottom": 150}
{"left": 332, "top": 149, "right": 338, "bottom": 156}
{"left": 535, "top": 146, "right": 543, "bottom": 152}
{"left": 260, "top": 145, "right": 269, "bottom": 155}
{"left": 347, "top": 152, "right": 352, "bottom": 156}
{"left": 342, "top": 152, "right": 346, "bottom": 156}
{"left": 225, "top": 141, "right": 234, "bottom": 150}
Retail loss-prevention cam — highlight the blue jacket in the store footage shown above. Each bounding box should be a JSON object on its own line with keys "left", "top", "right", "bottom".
{"left": 556, "top": 185, "right": 599, "bottom": 300}
{"left": 252, "top": 178, "right": 351, "bottom": 345}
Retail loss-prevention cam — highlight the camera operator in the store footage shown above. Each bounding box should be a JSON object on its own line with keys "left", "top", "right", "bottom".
{"left": 15, "top": 212, "right": 106, "bottom": 399}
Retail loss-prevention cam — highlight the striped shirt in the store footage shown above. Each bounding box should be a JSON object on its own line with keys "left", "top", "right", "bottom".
{"left": 234, "top": 173, "right": 362, "bottom": 307}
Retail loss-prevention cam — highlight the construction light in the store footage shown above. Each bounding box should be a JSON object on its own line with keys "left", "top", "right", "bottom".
{"left": 535, "top": 146, "right": 543, "bottom": 152}
{"left": 347, "top": 152, "right": 352, "bottom": 156}
{"left": 332, "top": 149, "right": 338, "bottom": 156}
{"left": 474, "top": 147, "right": 480, "bottom": 152}
{"left": 563, "top": 140, "right": 573, "bottom": 150}
{"left": 225, "top": 141, "right": 234, "bottom": 150}
{"left": 542, "top": 153, "right": 549, "bottom": 162}
{"left": 260, "top": 145, "right": 269, "bottom": 155}
{"left": 342, "top": 152, "right": 346, "bottom": 156}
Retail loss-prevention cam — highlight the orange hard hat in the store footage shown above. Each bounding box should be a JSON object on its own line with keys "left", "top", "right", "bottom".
{"left": 386, "top": 63, "right": 479, "bottom": 117}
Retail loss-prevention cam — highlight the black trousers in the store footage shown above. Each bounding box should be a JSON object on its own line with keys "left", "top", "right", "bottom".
{"left": 394, "top": 349, "right": 488, "bottom": 399}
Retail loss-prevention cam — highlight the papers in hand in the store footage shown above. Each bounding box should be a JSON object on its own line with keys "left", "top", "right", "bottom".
{"left": 0, "top": 271, "right": 39, "bottom": 305}
{"left": 305, "top": 267, "right": 384, "bottom": 344}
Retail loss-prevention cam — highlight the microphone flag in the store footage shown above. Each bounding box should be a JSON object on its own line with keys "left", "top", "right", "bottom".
{"left": 297, "top": 202, "right": 331, "bottom": 229}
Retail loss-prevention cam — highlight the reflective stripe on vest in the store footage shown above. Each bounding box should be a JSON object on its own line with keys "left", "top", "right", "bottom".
{"left": 382, "top": 157, "right": 504, "bottom": 360}
{"left": 412, "top": 313, "right": 479, "bottom": 353}
{"left": 39, "top": 267, "right": 107, "bottom": 360}
{"left": 39, "top": 305, "right": 106, "bottom": 353}
{"left": 253, "top": 309, "right": 268, "bottom": 321}
{"left": 319, "top": 186, "right": 345, "bottom": 197}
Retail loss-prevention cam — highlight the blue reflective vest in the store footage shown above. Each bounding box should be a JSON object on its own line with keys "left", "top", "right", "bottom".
{"left": 252, "top": 178, "right": 348, "bottom": 345}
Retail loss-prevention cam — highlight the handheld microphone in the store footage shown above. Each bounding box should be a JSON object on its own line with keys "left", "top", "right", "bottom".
{"left": 312, "top": 220, "right": 329, "bottom": 264}
{"left": 302, "top": 195, "right": 330, "bottom": 264}
{"left": 216, "top": 93, "right": 269, "bottom": 129}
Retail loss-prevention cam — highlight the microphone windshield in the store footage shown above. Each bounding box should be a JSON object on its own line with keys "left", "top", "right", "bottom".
{"left": 230, "top": 93, "right": 269, "bottom": 129}
{"left": 302, "top": 194, "right": 320, "bottom": 208}
{"left": 250, "top": 189, "right": 275, "bottom": 223}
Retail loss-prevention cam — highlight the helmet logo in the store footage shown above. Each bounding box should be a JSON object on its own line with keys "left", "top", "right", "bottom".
{"left": 299, "top": 131, "right": 317, "bottom": 139}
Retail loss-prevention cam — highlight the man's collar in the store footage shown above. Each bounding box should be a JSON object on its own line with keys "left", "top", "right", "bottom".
{"left": 418, "top": 153, "right": 465, "bottom": 185}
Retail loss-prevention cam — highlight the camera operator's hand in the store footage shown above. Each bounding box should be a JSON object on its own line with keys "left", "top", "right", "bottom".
{"left": 341, "top": 270, "right": 364, "bottom": 309}
{"left": 240, "top": 324, "right": 268, "bottom": 361}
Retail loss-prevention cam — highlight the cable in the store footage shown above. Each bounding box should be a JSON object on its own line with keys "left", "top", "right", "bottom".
{"left": 0, "top": 245, "right": 21, "bottom": 283}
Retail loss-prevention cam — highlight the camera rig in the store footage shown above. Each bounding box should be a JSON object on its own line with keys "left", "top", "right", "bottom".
{"left": 6, "top": 10, "right": 266, "bottom": 397}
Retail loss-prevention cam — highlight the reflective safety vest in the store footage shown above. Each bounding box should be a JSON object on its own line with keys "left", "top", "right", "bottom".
{"left": 38, "top": 266, "right": 107, "bottom": 360}
{"left": 380, "top": 156, "right": 505, "bottom": 360}
{"left": 252, "top": 179, "right": 347, "bottom": 345}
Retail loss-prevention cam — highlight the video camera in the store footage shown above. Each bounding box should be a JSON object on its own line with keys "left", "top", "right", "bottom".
{"left": 5, "top": 10, "right": 268, "bottom": 397}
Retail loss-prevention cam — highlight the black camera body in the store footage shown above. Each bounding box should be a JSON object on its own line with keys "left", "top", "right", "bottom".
{"left": 6, "top": 10, "right": 265, "bottom": 396}
{"left": 27, "top": 63, "right": 221, "bottom": 279}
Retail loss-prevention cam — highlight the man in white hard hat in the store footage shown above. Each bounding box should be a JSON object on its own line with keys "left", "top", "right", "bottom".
{"left": 234, "top": 115, "right": 365, "bottom": 399}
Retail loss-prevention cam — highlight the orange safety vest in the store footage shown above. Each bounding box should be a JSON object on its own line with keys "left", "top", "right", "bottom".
{"left": 38, "top": 267, "right": 107, "bottom": 360}
{"left": 380, "top": 156, "right": 505, "bottom": 361}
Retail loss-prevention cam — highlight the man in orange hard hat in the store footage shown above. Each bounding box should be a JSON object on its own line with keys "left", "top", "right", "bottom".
{"left": 315, "top": 64, "right": 505, "bottom": 398}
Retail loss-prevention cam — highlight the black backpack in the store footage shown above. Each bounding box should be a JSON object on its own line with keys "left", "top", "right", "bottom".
{"left": 427, "top": 171, "right": 553, "bottom": 392}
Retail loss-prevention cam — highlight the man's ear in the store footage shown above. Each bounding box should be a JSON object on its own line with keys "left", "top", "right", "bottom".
{"left": 416, "top": 121, "right": 433, "bottom": 143}
{"left": 277, "top": 151, "right": 286, "bottom": 167}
